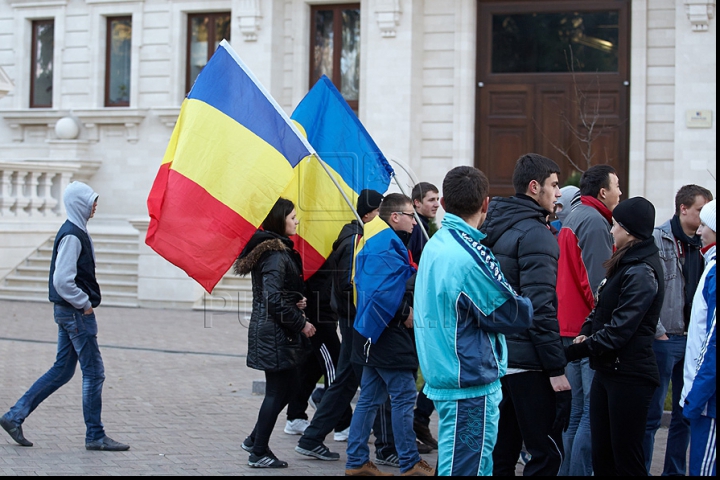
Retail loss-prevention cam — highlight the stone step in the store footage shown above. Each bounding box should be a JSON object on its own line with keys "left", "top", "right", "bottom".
{"left": 0, "top": 231, "right": 140, "bottom": 307}
{"left": 0, "top": 287, "right": 138, "bottom": 307}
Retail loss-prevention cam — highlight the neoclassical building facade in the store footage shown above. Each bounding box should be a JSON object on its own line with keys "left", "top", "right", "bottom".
{"left": 0, "top": 0, "right": 716, "bottom": 309}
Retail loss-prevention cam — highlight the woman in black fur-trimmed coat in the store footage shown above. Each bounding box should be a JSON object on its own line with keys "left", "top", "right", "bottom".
{"left": 234, "top": 198, "right": 316, "bottom": 469}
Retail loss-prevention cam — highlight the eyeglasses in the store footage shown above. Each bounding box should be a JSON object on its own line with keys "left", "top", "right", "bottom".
{"left": 394, "top": 212, "right": 415, "bottom": 219}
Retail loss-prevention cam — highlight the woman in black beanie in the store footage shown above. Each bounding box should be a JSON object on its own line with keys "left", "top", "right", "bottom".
{"left": 565, "top": 197, "right": 665, "bottom": 476}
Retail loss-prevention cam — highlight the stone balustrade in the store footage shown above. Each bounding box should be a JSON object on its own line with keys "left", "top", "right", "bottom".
{"left": 0, "top": 161, "right": 83, "bottom": 217}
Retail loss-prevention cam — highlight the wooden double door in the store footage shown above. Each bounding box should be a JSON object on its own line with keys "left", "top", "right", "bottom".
{"left": 475, "top": 0, "right": 631, "bottom": 197}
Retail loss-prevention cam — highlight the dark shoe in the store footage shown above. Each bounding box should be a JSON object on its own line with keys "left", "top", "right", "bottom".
{"left": 248, "top": 450, "right": 288, "bottom": 468}
{"left": 295, "top": 442, "right": 340, "bottom": 461}
{"left": 416, "top": 441, "right": 432, "bottom": 454}
{"left": 241, "top": 436, "right": 253, "bottom": 453}
{"left": 0, "top": 416, "right": 33, "bottom": 447}
{"left": 85, "top": 436, "right": 130, "bottom": 451}
{"left": 413, "top": 418, "right": 438, "bottom": 450}
{"left": 345, "top": 461, "right": 394, "bottom": 476}
{"left": 375, "top": 451, "right": 400, "bottom": 468}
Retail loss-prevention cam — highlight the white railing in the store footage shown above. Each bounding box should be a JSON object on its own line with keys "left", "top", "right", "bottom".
{"left": 0, "top": 161, "right": 82, "bottom": 217}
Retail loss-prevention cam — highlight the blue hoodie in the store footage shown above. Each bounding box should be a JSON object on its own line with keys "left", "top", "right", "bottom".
{"left": 414, "top": 213, "right": 534, "bottom": 401}
{"left": 49, "top": 182, "right": 100, "bottom": 311}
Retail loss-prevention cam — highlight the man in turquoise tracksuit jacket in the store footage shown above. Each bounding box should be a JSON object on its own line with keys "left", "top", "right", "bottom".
{"left": 414, "top": 166, "right": 534, "bottom": 476}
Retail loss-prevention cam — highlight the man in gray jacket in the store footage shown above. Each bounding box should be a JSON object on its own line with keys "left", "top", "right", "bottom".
{"left": 643, "top": 184, "right": 713, "bottom": 475}
{"left": 1, "top": 181, "right": 129, "bottom": 451}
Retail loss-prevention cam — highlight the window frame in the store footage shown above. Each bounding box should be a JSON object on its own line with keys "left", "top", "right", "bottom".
{"left": 104, "top": 15, "right": 132, "bottom": 107}
{"left": 30, "top": 18, "right": 54, "bottom": 109}
{"left": 309, "top": 3, "right": 360, "bottom": 112}
{"left": 185, "top": 12, "right": 231, "bottom": 94}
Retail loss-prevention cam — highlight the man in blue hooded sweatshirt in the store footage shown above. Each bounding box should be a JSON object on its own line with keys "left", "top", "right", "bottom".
{"left": 1, "top": 181, "right": 129, "bottom": 452}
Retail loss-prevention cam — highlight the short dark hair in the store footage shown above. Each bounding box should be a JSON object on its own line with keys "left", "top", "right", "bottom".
{"left": 512, "top": 153, "right": 561, "bottom": 194}
{"left": 262, "top": 197, "right": 295, "bottom": 236}
{"left": 379, "top": 193, "right": 412, "bottom": 222}
{"left": 675, "top": 185, "right": 713, "bottom": 215}
{"left": 411, "top": 182, "right": 439, "bottom": 204}
{"left": 579, "top": 165, "right": 617, "bottom": 198}
{"left": 442, "top": 166, "right": 490, "bottom": 218}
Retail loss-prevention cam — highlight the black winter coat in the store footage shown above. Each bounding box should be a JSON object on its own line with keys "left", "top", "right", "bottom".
{"left": 234, "top": 231, "right": 310, "bottom": 372}
{"left": 481, "top": 195, "right": 566, "bottom": 376}
{"left": 328, "top": 221, "right": 363, "bottom": 328}
{"left": 568, "top": 238, "right": 665, "bottom": 386}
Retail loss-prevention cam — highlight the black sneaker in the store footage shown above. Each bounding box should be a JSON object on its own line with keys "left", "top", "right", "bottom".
{"left": 248, "top": 450, "right": 288, "bottom": 468}
{"left": 85, "top": 436, "right": 130, "bottom": 451}
{"left": 241, "top": 436, "right": 253, "bottom": 453}
{"left": 413, "top": 418, "right": 438, "bottom": 449}
{"left": 294, "top": 442, "right": 340, "bottom": 461}
{"left": 374, "top": 451, "right": 400, "bottom": 468}
{"left": 0, "top": 415, "right": 33, "bottom": 447}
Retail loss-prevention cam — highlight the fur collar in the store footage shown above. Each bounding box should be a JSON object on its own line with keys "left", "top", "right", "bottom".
{"left": 234, "top": 238, "right": 289, "bottom": 276}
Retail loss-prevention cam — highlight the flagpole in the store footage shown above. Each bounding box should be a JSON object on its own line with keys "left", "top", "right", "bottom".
{"left": 220, "top": 39, "right": 362, "bottom": 225}
{"left": 391, "top": 173, "right": 430, "bottom": 241}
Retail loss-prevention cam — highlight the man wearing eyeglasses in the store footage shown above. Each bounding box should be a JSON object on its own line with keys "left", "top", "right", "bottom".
{"left": 345, "top": 194, "right": 434, "bottom": 476}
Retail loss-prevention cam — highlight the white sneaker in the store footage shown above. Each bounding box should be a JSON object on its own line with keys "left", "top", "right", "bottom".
{"left": 284, "top": 419, "right": 310, "bottom": 435}
{"left": 333, "top": 427, "right": 350, "bottom": 442}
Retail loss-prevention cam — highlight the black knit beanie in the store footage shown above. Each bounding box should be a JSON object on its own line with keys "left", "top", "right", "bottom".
{"left": 356, "top": 189, "right": 384, "bottom": 219}
{"left": 613, "top": 197, "right": 656, "bottom": 241}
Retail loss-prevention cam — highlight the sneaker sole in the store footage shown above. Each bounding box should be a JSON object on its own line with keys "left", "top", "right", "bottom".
{"left": 86, "top": 446, "right": 130, "bottom": 451}
{"left": 248, "top": 461, "right": 288, "bottom": 468}
{"left": 241, "top": 443, "right": 253, "bottom": 453}
{"left": 294, "top": 445, "right": 340, "bottom": 461}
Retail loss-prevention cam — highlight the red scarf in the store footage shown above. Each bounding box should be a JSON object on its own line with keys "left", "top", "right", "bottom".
{"left": 701, "top": 242, "right": 717, "bottom": 255}
{"left": 581, "top": 196, "right": 613, "bottom": 225}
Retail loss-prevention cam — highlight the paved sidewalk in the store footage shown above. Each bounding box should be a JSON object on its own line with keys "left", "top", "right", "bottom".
{"left": 0, "top": 300, "right": 670, "bottom": 475}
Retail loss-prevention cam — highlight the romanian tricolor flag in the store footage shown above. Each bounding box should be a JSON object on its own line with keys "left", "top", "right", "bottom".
{"left": 146, "top": 40, "right": 312, "bottom": 292}
{"left": 288, "top": 76, "right": 394, "bottom": 278}
{"left": 353, "top": 216, "right": 416, "bottom": 344}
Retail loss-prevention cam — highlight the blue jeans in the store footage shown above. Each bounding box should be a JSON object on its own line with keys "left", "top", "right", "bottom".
{"left": 560, "top": 338, "right": 594, "bottom": 476}
{"left": 3, "top": 305, "right": 106, "bottom": 443}
{"left": 643, "top": 335, "right": 690, "bottom": 476}
{"left": 346, "top": 366, "right": 421, "bottom": 473}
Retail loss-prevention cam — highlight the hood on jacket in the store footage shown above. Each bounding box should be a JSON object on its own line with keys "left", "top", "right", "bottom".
{"left": 64, "top": 181, "right": 98, "bottom": 232}
{"left": 481, "top": 196, "right": 549, "bottom": 249}
{"left": 332, "top": 220, "right": 363, "bottom": 251}
{"left": 234, "top": 230, "right": 293, "bottom": 276}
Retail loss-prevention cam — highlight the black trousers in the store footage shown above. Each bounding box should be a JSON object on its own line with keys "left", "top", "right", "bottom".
{"left": 414, "top": 386, "right": 435, "bottom": 426}
{"left": 591, "top": 371, "right": 655, "bottom": 476}
{"left": 287, "top": 320, "right": 352, "bottom": 431}
{"left": 299, "top": 317, "right": 395, "bottom": 454}
{"left": 493, "top": 371, "right": 564, "bottom": 476}
{"left": 249, "top": 368, "right": 299, "bottom": 455}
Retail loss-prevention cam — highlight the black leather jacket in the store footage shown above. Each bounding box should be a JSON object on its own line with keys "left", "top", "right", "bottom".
{"left": 235, "top": 231, "right": 310, "bottom": 372}
{"left": 481, "top": 195, "right": 567, "bottom": 376}
{"left": 568, "top": 238, "right": 665, "bottom": 386}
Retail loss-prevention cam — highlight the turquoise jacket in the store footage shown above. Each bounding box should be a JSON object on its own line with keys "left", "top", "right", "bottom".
{"left": 414, "top": 213, "right": 534, "bottom": 401}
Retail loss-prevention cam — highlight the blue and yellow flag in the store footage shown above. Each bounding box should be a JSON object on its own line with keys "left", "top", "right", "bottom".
{"left": 287, "top": 76, "right": 394, "bottom": 278}
{"left": 147, "top": 40, "right": 312, "bottom": 292}
{"left": 353, "top": 216, "right": 416, "bottom": 344}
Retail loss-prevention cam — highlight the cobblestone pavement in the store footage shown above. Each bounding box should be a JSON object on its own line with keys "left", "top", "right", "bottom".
{"left": 0, "top": 300, "right": 669, "bottom": 475}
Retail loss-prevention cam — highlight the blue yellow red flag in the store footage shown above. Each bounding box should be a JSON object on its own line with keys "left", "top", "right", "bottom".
{"left": 287, "top": 76, "right": 395, "bottom": 278}
{"left": 352, "top": 216, "right": 416, "bottom": 344}
{"left": 146, "top": 39, "right": 313, "bottom": 293}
